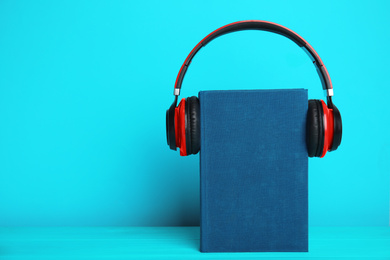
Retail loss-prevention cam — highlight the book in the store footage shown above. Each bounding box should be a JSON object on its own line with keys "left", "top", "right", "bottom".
{"left": 199, "top": 89, "right": 308, "bottom": 252}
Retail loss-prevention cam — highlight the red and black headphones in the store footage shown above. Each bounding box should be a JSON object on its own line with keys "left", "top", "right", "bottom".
{"left": 166, "top": 20, "right": 342, "bottom": 158}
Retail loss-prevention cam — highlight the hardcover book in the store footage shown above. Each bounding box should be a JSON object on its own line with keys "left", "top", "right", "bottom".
{"left": 199, "top": 89, "right": 308, "bottom": 252}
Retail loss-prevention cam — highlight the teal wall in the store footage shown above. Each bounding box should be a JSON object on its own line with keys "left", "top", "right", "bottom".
{"left": 0, "top": 0, "right": 389, "bottom": 226}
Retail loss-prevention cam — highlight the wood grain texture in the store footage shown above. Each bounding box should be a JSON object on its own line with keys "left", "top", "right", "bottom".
{"left": 0, "top": 227, "right": 389, "bottom": 259}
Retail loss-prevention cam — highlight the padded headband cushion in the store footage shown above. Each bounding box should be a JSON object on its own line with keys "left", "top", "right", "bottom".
{"left": 185, "top": 96, "right": 200, "bottom": 155}
{"left": 307, "top": 100, "right": 325, "bottom": 157}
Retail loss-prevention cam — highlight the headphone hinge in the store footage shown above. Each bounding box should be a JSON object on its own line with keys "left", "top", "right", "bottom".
{"left": 326, "top": 89, "right": 333, "bottom": 97}
{"left": 174, "top": 88, "right": 180, "bottom": 96}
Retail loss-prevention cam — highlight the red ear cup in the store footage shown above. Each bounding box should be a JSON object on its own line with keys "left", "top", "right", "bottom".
{"left": 329, "top": 103, "right": 342, "bottom": 151}
{"left": 319, "top": 100, "right": 335, "bottom": 158}
{"left": 307, "top": 99, "right": 336, "bottom": 158}
{"left": 171, "top": 96, "right": 201, "bottom": 156}
{"left": 174, "top": 98, "right": 187, "bottom": 156}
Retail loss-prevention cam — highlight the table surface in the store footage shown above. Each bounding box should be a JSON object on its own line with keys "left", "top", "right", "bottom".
{"left": 1, "top": 227, "right": 390, "bottom": 259}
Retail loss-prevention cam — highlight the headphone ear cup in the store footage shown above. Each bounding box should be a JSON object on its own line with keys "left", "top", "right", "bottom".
{"left": 330, "top": 103, "right": 342, "bottom": 151}
{"left": 307, "top": 100, "right": 325, "bottom": 158}
{"left": 185, "top": 96, "right": 200, "bottom": 155}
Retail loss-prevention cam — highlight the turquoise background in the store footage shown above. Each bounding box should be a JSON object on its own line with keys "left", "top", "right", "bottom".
{"left": 0, "top": 0, "right": 389, "bottom": 227}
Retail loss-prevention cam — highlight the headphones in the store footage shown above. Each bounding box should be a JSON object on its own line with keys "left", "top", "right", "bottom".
{"left": 166, "top": 20, "right": 342, "bottom": 158}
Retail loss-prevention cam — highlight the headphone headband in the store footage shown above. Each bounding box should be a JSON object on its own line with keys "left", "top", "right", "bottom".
{"left": 173, "top": 20, "right": 334, "bottom": 99}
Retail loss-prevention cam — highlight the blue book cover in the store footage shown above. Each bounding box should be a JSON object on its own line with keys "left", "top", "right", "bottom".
{"left": 199, "top": 89, "right": 308, "bottom": 252}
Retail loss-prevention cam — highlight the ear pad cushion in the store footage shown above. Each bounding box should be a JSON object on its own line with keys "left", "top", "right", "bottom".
{"left": 185, "top": 96, "right": 200, "bottom": 155}
{"left": 166, "top": 102, "right": 177, "bottom": 150}
{"left": 307, "top": 100, "right": 325, "bottom": 157}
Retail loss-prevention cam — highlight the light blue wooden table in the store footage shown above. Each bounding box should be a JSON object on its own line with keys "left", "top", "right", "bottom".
{"left": 1, "top": 227, "right": 389, "bottom": 259}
